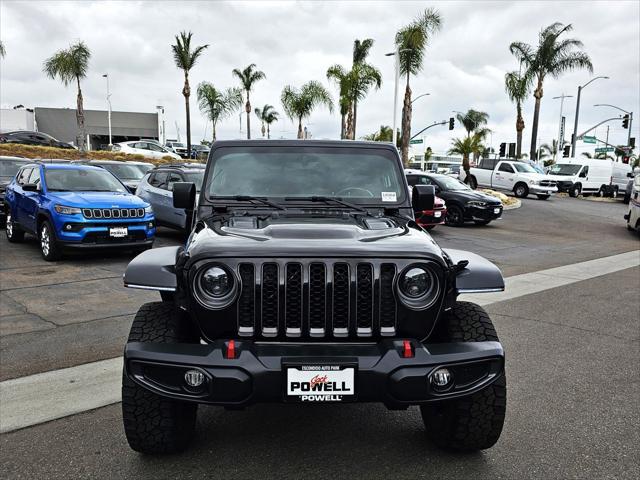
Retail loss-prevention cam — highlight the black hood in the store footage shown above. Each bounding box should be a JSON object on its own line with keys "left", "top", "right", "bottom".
{"left": 440, "top": 189, "right": 502, "bottom": 204}
{"left": 185, "top": 214, "right": 444, "bottom": 261}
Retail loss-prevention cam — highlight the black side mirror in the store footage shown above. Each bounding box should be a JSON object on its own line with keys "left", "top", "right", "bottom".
{"left": 173, "top": 182, "right": 196, "bottom": 209}
{"left": 412, "top": 184, "right": 435, "bottom": 211}
{"left": 22, "top": 183, "right": 38, "bottom": 192}
{"left": 628, "top": 172, "right": 634, "bottom": 178}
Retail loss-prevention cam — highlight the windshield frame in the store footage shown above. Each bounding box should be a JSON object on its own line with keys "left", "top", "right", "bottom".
{"left": 204, "top": 144, "right": 408, "bottom": 208}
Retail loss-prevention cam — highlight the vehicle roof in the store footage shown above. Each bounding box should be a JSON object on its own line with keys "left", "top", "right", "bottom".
{"left": 0, "top": 156, "right": 30, "bottom": 161}
{"left": 153, "top": 165, "right": 204, "bottom": 173}
{"left": 209, "top": 139, "right": 397, "bottom": 149}
{"left": 38, "top": 163, "right": 106, "bottom": 171}
{"left": 87, "top": 159, "right": 134, "bottom": 165}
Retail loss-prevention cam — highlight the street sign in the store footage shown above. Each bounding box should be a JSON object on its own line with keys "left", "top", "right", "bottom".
{"left": 595, "top": 147, "right": 614, "bottom": 153}
{"left": 582, "top": 136, "right": 596, "bottom": 144}
{"left": 559, "top": 116, "right": 566, "bottom": 147}
{"left": 409, "top": 138, "right": 423, "bottom": 145}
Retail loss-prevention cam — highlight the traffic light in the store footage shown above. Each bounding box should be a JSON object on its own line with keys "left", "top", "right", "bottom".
{"left": 563, "top": 145, "right": 570, "bottom": 157}
{"left": 622, "top": 114, "right": 629, "bottom": 129}
{"left": 630, "top": 137, "right": 636, "bottom": 149}
{"left": 508, "top": 143, "right": 516, "bottom": 158}
{"left": 448, "top": 117, "right": 454, "bottom": 130}
{"left": 499, "top": 143, "right": 506, "bottom": 157}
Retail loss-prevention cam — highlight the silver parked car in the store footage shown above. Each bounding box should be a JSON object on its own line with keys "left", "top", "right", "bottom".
{"left": 136, "top": 165, "right": 204, "bottom": 231}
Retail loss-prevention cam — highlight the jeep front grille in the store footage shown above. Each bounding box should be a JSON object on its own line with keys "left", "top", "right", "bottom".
{"left": 82, "top": 208, "right": 145, "bottom": 219}
{"left": 236, "top": 260, "right": 399, "bottom": 339}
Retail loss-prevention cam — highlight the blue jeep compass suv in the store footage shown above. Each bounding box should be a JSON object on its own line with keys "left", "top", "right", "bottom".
{"left": 4, "top": 163, "right": 155, "bottom": 260}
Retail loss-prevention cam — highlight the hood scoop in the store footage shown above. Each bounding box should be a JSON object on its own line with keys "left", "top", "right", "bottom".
{"left": 362, "top": 217, "right": 396, "bottom": 230}
{"left": 227, "top": 217, "right": 259, "bottom": 229}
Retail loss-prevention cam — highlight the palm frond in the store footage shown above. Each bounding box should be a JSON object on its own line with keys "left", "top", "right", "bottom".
{"left": 172, "top": 31, "right": 208, "bottom": 72}
{"left": 43, "top": 41, "right": 91, "bottom": 86}
{"left": 395, "top": 7, "right": 442, "bottom": 77}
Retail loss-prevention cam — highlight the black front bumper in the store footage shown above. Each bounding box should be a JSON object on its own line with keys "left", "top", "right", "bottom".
{"left": 60, "top": 238, "right": 154, "bottom": 249}
{"left": 124, "top": 339, "right": 504, "bottom": 409}
{"left": 466, "top": 204, "right": 503, "bottom": 221}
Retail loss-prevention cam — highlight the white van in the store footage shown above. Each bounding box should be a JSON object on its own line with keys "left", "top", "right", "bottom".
{"left": 547, "top": 159, "right": 631, "bottom": 197}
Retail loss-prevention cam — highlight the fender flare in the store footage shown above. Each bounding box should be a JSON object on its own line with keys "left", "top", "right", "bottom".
{"left": 123, "top": 246, "right": 181, "bottom": 292}
{"left": 443, "top": 248, "right": 504, "bottom": 293}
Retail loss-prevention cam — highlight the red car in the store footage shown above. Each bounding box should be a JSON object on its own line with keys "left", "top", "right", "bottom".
{"left": 415, "top": 196, "right": 447, "bottom": 230}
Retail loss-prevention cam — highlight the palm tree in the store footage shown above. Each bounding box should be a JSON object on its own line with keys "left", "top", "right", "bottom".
{"left": 362, "top": 125, "right": 401, "bottom": 147}
{"left": 232, "top": 64, "right": 266, "bottom": 140}
{"left": 448, "top": 133, "right": 484, "bottom": 178}
{"left": 395, "top": 8, "right": 443, "bottom": 165}
{"left": 504, "top": 70, "right": 530, "bottom": 158}
{"left": 43, "top": 41, "right": 91, "bottom": 153}
{"left": 581, "top": 151, "right": 613, "bottom": 160}
{"left": 350, "top": 39, "right": 381, "bottom": 138}
{"left": 456, "top": 109, "right": 490, "bottom": 137}
{"left": 171, "top": 31, "right": 209, "bottom": 154}
{"left": 196, "top": 82, "right": 242, "bottom": 142}
{"left": 0, "top": 40, "right": 5, "bottom": 58}
{"left": 510, "top": 22, "right": 593, "bottom": 160}
{"left": 254, "top": 104, "right": 279, "bottom": 138}
{"left": 327, "top": 64, "right": 353, "bottom": 139}
{"left": 281, "top": 81, "right": 333, "bottom": 139}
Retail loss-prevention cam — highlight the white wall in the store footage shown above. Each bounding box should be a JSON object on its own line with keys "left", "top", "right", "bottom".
{"left": 0, "top": 108, "right": 35, "bottom": 132}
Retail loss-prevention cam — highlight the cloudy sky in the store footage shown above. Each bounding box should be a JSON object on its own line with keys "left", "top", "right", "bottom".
{"left": 1, "top": 0, "right": 639, "bottom": 156}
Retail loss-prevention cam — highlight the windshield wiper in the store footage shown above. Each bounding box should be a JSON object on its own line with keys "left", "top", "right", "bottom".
{"left": 284, "top": 196, "right": 376, "bottom": 216}
{"left": 217, "top": 195, "right": 286, "bottom": 210}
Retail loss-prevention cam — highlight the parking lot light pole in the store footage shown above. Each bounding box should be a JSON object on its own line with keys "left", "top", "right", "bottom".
{"left": 102, "top": 74, "right": 112, "bottom": 147}
{"left": 411, "top": 93, "right": 430, "bottom": 104}
{"left": 552, "top": 94, "right": 573, "bottom": 162}
{"left": 594, "top": 104, "right": 633, "bottom": 147}
{"left": 570, "top": 76, "right": 609, "bottom": 157}
{"left": 386, "top": 48, "right": 411, "bottom": 148}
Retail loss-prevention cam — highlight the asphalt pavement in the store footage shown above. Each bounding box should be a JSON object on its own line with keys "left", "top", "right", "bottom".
{"left": 0, "top": 194, "right": 638, "bottom": 479}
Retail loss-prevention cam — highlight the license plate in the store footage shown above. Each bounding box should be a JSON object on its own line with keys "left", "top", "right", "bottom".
{"left": 286, "top": 365, "right": 355, "bottom": 402}
{"left": 494, "top": 208, "right": 501, "bottom": 214}
{"left": 109, "top": 227, "right": 128, "bottom": 238}
{"left": 434, "top": 211, "right": 442, "bottom": 218}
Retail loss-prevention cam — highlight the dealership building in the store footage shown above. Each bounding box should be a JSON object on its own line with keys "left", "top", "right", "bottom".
{"left": 0, "top": 107, "right": 161, "bottom": 150}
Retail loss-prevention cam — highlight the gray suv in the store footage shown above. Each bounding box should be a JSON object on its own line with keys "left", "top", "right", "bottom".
{"left": 136, "top": 165, "right": 204, "bottom": 231}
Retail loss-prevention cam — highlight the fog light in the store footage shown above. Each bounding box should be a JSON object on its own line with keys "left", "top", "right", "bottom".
{"left": 184, "top": 369, "right": 205, "bottom": 387}
{"left": 65, "top": 224, "right": 73, "bottom": 230}
{"left": 431, "top": 368, "right": 453, "bottom": 390}
{"left": 148, "top": 222, "right": 154, "bottom": 228}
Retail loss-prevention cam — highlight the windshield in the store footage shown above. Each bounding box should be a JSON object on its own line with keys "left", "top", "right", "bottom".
{"left": 132, "top": 164, "right": 154, "bottom": 175}
{"left": 207, "top": 146, "right": 405, "bottom": 204}
{"left": 44, "top": 168, "right": 127, "bottom": 192}
{"left": 513, "top": 163, "right": 538, "bottom": 173}
{"left": 99, "top": 163, "right": 145, "bottom": 180}
{"left": 548, "top": 164, "right": 582, "bottom": 176}
{"left": 0, "top": 159, "right": 28, "bottom": 178}
{"left": 184, "top": 171, "right": 205, "bottom": 190}
{"left": 173, "top": 143, "right": 185, "bottom": 148}
{"left": 436, "top": 176, "right": 471, "bottom": 191}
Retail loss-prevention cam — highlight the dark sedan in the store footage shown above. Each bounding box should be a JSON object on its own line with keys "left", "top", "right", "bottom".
{"left": 0, "top": 130, "right": 75, "bottom": 149}
{"left": 406, "top": 172, "right": 503, "bottom": 226}
{"left": 1, "top": 156, "right": 32, "bottom": 224}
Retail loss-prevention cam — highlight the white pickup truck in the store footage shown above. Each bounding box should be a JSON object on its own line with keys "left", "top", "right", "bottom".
{"left": 463, "top": 159, "right": 558, "bottom": 199}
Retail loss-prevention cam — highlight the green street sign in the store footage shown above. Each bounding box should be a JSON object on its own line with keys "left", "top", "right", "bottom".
{"left": 583, "top": 136, "right": 596, "bottom": 144}
{"left": 409, "top": 138, "right": 423, "bottom": 145}
{"left": 595, "top": 147, "right": 614, "bottom": 153}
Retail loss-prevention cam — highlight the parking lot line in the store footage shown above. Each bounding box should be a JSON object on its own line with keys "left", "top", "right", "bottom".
{"left": 0, "top": 250, "right": 638, "bottom": 434}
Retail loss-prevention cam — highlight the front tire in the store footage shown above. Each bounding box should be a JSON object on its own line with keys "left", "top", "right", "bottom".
{"left": 122, "top": 302, "right": 200, "bottom": 454}
{"left": 569, "top": 183, "right": 582, "bottom": 198}
{"left": 513, "top": 183, "right": 529, "bottom": 198}
{"left": 421, "top": 302, "right": 507, "bottom": 451}
{"left": 445, "top": 205, "right": 465, "bottom": 227}
{"left": 5, "top": 212, "right": 25, "bottom": 243}
{"left": 39, "top": 220, "right": 61, "bottom": 261}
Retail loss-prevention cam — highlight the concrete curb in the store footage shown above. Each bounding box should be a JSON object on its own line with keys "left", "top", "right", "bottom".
{"left": 503, "top": 199, "right": 522, "bottom": 210}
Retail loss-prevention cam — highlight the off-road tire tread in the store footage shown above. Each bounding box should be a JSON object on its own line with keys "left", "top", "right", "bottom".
{"left": 421, "top": 301, "right": 506, "bottom": 451}
{"left": 122, "top": 302, "right": 198, "bottom": 454}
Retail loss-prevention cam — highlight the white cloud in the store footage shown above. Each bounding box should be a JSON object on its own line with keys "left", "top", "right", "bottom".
{"left": 0, "top": 0, "right": 638, "bottom": 156}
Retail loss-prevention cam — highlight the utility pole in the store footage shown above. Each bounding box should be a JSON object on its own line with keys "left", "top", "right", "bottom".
{"left": 385, "top": 48, "right": 410, "bottom": 148}
{"left": 102, "top": 74, "right": 112, "bottom": 147}
{"left": 553, "top": 94, "right": 572, "bottom": 162}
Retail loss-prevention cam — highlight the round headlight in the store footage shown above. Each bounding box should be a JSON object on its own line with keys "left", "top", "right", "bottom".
{"left": 193, "top": 265, "right": 238, "bottom": 309}
{"left": 397, "top": 265, "right": 440, "bottom": 310}
{"left": 201, "top": 266, "right": 232, "bottom": 297}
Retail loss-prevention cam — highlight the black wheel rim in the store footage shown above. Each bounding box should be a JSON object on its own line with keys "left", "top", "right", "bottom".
{"left": 446, "top": 208, "right": 462, "bottom": 225}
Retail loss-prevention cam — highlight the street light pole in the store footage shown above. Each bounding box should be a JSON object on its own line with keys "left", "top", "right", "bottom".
{"left": 570, "top": 76, "right": 609, "bottom": 157}
{"left": 102, "top": 74, "right": 112, "bottom": 147}
{"left": 411, "top": 93, "right": 430, "bottom": 104}
{"left": 594, "top": 103, "right": 633, "bottom": 147}
{"left": 552, "top": 94, "right": 573, "bottom": 162}
{"left": 385, "top": 51, "right": 401, "bottom": 147}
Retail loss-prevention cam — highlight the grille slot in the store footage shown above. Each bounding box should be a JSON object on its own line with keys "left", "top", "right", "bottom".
{"left": 261, "top": 263, "right": 279, "bottom": 337}
{"left": 332, "top": 263, "right": 350, "bottom": 337}
{"left": 238, "top": 264, "right": 255, "bottom": 336}
{"left": 356, "top": 264, "right": 374, "bottom": 336}
{"left": 379, "top": 264, "right": 397, "bottom": 336}
{"left": 308, "top": 263, "right": 326, "bottom": 336}
{"left": 285, "top": 264, "right": 303, "bottom": 337}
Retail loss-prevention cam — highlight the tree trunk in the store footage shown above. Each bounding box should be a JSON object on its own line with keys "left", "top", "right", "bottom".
{"left": 462, "top": 153, "right": 470, "bottom": 181}
{"left": 212, "top": 122, "right": 217, "bottom": 142}
{"left": 516, "top": 101, "right": 524, "bottom": 158}
{"left": 340, "top": 113, "right": 346, "bottom": 139}
{"left": 267, "top": 124, "right": 270, "bottom": 139}
{"left": 261, "top": 122, "right": 266, "bottom": 137}
{"left": 245, "top": 93, "right": 251, "bottom": 140}
{"left": 183, "top": 74, "right": 191, "bottom": 154}
{"left": 76, "top": 77, "right": 86, "bottom": 153}
{"left": 400, "top": 75, "right": 412, "bottom": 166}
{"left": 297, "top": 117, "right": 304, "bottom": 139}
{"left": 529, "top": 78, "right": 543, "bottom": 160}
{"left": 352, "top": 98, "right": 358, "bottom": 139}
{"left": 345, "top": 106, "right": 354, "bottom": 140}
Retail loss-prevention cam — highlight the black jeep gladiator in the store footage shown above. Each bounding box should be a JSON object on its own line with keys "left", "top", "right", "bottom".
{"left": 121, "top": 140, "right": 506, "bottom": 454}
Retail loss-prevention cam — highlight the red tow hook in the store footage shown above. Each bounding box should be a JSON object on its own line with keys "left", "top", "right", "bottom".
{"left": 402, "top": 340, "right": 414, "bottom": 358}
{"left": 226, "top": 340, "right": 236, "bottom": 359}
